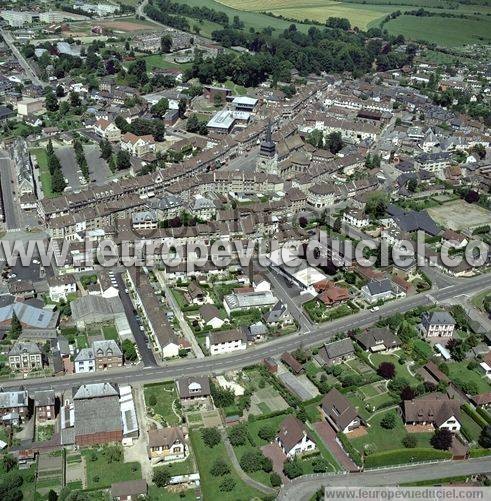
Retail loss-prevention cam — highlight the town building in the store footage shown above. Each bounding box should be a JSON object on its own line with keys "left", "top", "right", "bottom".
{"left": 419, "top": 312, "right": 456, "bottom": 338}
{"left": 8, "top": 342, "right": 43, "bottom": 372}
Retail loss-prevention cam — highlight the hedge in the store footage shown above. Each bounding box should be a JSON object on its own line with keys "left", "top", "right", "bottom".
{"left": 459, "top": 424, "right": 474, "bottom": 443}
{"left": 337, "top": 432, "right": 362, "bottom": 467}
{"left": 462, "top": 404, "right": 488, "bottom": 428}
{"left": 475, "top": 407, "right": 491, "bottom": 425}
{"left": 364, "top": 448, "right": 452, "bottom": 469}
{"left": 469, "top": 448, "right": 491, "bottom": 458}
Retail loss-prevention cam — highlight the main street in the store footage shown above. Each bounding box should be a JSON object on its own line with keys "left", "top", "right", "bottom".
{"left": 278, "top": 456, "right": 491, "bottom": 500}
{"left": 0, "top": 148, "right": 22, "bottom": 230}
{"left": 2, "top": 271, "right": 490, "bottom": 393}
{"left": 0, "top": 29, "right": 43, "bottom": 86}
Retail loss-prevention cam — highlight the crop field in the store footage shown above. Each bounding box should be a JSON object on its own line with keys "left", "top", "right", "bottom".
{"left": 213, "top": 0, "right": 491, "bottom": 45}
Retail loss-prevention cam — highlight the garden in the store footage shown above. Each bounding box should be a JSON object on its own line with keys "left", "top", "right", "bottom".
{"left": 144, "top": 381, "right": 182, "bottom": 426}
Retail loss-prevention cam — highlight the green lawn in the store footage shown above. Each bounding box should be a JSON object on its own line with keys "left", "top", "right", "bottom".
{"left": 139, "top": 54, "right": 193, "bottom": 72}
{"left": 447, "top": 362, "right": 491, "bottom": 394}
{"left": 471, "top": 289, "right": 491, "bottom": 312}
{"left": 364, "top": 448, "right": 452, "bottom": 468}
{"left": 460, "top": 410, "right": 483, "bottom": 443}
{"left": 144, "top": 382, "right": 181, "bottom": 426}
{"left": 82, "top": 449, "right": 142, "bottom": 489}
{"left": 189, "top": 429, "right": 262, "bottom": 501}
{"left": 31, "top": 148, "right": 53, "bottom": 198}
{"left": 350, "top": 409, "right": 432, "bottom": 455}
{"left": 385, "top": 15, "right": 491, "bottom": 47}
{"left": 148, "top": 485, "right": 196, "bottom": 500}
{"left": 102, "top": 325, "right": 119, "bottom": 341}
{"left": 75, "top": 334, "right": 89, "bottom": 349}
{"left": 247, "top": 414, "right": 290, "bottom": 446}
{"left": 369, "top": 350, "right": 419, "bottom": 385}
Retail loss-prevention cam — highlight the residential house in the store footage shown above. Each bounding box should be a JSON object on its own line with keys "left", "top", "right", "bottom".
{"left": 92, "top": 340, "right": 123, "bottom": 370}
{"left": 176, "top": 377, "right": 211, "bottom": 403}
{"left": 262, "top": 301, "right": 294, "bottom": 327}
{"left": 252, "top": 274, "right": 271, "bottom": 292}
{"left": 206, "top": 328, "right": 247, "bottom": 355}
{"left": 419, "top": 311, "right": 456, "bottom": 338}
{"left": 223, "top": 290, "right": 277, "bottom": 315}
{"left": 74, "top": 348, "right": 95, "bottom": 374}
{"left": 48, "top": 274, "right": 77, "bottom": 302}
{"left": 93, "top": 119, "right": 121, "bottom": 142}
{"left": 361, "top": 279, "right": 401, "bottom": 304}
{"left": 317, "top": 285, "right": 350, "bottom": 306}
{"left": 186, "top": 281, "right": 206, "bottom": 305}
{"left": 276, "top": 415, "right": 317, "bottom": 458}
{"left": 321, "top": 388, "right": 360, "bottom": 433}
{"left": 147, "top": 427, "right": 187, "bottom": 463}
{"left": 354, "top": 327, "right": 401, "bottom": 352}
{"left": 281, "top": 352, "right": 303, "bottom": 374}
{"left": 317, "top": 338, "right": 355, "bottom": 367}
{"left": 121, "top": 132, "right": 155, "bottom": 157}
{"left": 0, "top": 388, "right": 30, "bottom": 426}
{"left": 8, "top": 342, "right": 43, "bottom": 372}
{"left": 403, "top": 393, "right": 461, "bottom": 432}
{"left": 441, "top": 229, "right": 468, "bottom": 250}
{"left": 199, "top": 304, "right": 224, "bottom": 329}
{"left": 343, "top": 209, "right": 370, "bottom": 228}
{"left": 34, "top": 390, "right": 56, "bottom": 422}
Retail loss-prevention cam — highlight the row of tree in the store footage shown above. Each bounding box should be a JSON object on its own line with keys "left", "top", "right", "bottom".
{"left": 46, "top": 139, "right": 66, "bottom": 194}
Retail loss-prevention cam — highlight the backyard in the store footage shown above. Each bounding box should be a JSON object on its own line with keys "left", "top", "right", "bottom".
{"left": 144, "top": 381, "right": 182, "bottom": 426}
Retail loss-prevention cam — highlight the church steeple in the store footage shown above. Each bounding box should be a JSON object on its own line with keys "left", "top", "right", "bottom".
{"left": 259, "top": 119, "right": 275, "bottom": 158}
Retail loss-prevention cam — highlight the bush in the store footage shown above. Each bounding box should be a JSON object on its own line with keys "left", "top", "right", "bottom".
{"left": 402, "top": 434, "right": 417, "bottom": 448}
{"left": 380, "top": 412, "right": 397, "bottom": 429}
{"left": 365, "top": 448, "right": 452, "bottom": 468}
{"left": 270, "top": 472, "right": 282, "bottom": 487}
{"left": 312, "top": 457, "right": 330, "bottom": 472}
{"left": 219, "top": 476, "right": 236, "bottom": 492}
{"left": 201, "top": 427, "right": 221, "bottom": 448}
{"left": 258, "top": 425, "right": 276, "bottom": 442}
{"left": 148, "top": 394, "right": 157, "bottom": 407}
{"left": 377, "top": 362, "right": 396, "bottom": 379}
{"left": 240, "top": 450, "right": 270, "bottom": 473}
{"left": 430, "top": 429, "right": 453, "bottom": 450}
{"left": 153, "top": 466, "right": 171, "bottom": 487}
{"left": 283, "top": 458, "right": 303, "bottom": 479}
{"left": 337, "top": 432, "right": 362, "bottom": 466}
{"left": 228, "top": 424, "right": 247, "bottom": 446}
{"left": 210, "top": 458, "right": 230, "bottom": 476}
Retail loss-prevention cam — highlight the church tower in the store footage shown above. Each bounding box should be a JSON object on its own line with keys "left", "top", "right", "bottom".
{"left": 256, "top": 120, "right": 278, "bottom": 174}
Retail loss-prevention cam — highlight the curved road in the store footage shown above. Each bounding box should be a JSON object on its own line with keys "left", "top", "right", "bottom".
{"left": 278, "top": 457, "right": 491, "bottom": 500}
{"left": 2, "top": 271, "right": 490, "bottom": 392}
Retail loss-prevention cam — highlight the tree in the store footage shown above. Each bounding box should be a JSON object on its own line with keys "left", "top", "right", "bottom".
{"left": 48, "top": 490, "right": 58, "bottom": 501}
{"left": 210, "top": 458, "right": 230, "bottom": 476}
{"left": 479, "top": 425, "right": 491, "bottom": 448}
{"left": 307, "top": 129, "right": 324, "bottom": 148}
{"left": 380, "top": 411, "right": 397, "bottom": 429}
{"left": 148, "top": 394, "right": 157, "bottom": 407}
{"left": 446, "top": 338, "right": 467, "bottom": 362}
{"left": 325, "top": 131, "right": 343, "bottom": 154}
{"left": 116, "top": 150, "right": 131, "bottom": 171}
{"left": 240, "top": 450, "right": 270, "bottom": 473}
{"left": 10, "top": 312, "right": 22, "bottom": 339}
{"left": 228, "top": 424, "right": 247, "bottom": 446}
{"left": 153, "top": 466, "right": 171, "bottom": 487}
{"left": 377, "top": 362, "right": 396, "bottom": 379}
{"left": 402, "top": 434, "right": 417, "bottom": 448}
{"left": 388, "top": 376, "right": 409, "bottom": 394}
{"left": 2, "top": 454, "right": 17, "bottom": 472}
{"left": 312, "top": 457, "right": 330, "bottom": 472}
{"left": 407, "top": 177, "right": 418, "bottom": 192}
{"left": 99, "top": 140, "right": 112, "bottom": 160}
{"left": 400, "top": 386, "right": 416, "bottom": 401}
{"left": 104, "top": 444, "right": 122, "bottom": 463}
{"left": 55, "top": 85, "right": 65, "bottom": 97}
{"left": 151, "top": 98, "right": 169, "bottom": 118}
{"left": 161, "top": 35, "right": 173, "bottom": 53}
{"left": 283, "top": 458, "right": 303, "bottom": 479}
{"left": 122, "top": 339, "right": 137, "bottom": 361}
{"left": 258, "top": 425, "right": 276, "bottom": 442}
{"left": 211, "top": 383, "right": 235, "bottom": 408}
{"left": 219, "top": 476, "right": 235, "bottom": 492}
{"left": 270, "top": 472, "right": 282, "bottom": 487}
{"left": 45, "top": 90, "right": 59, "bottom": 112}
{"left": 431, "top": 428, "right": 453, "bottom": 451}
{"left": 201, "top": 427, "right": 221, "bottom": 448}
{"left": 70, "top": 92, "right": 81, "bottom": 108}
{"left": 178, "top": 98, "right": 187, "bottom": 118}
{"left": 214, "top": 94, "right": 223, "bottom": 108}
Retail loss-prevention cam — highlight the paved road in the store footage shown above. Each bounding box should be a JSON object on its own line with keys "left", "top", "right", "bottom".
{"left": 1, "top": 29, "right": 43, "bottom": 86}
{"left": 0, "top": 149, "right": 21, "bottom": 230}
{"left": 278, "top": 457, "right": 491, "bottom": 500}
{"left": 114, "top": 273, "right": 157, "bottom": 368}
{"left": 2, "top": 271, "right": 490, "bottom": 392}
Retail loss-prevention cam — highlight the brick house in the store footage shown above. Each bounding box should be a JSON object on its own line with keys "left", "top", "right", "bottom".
{"left": 92, "top": 340, "right": 123, "bottom": 370}
{"left": 34, "top": 389, "right": 56, "bottom": 422}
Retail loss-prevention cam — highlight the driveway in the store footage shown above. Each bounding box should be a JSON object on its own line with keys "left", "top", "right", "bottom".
{"left": 261, "top": 443, "right": 288, "bottom": 483}
{"left": 313, "top": 421, "right": 359, "bottom": 472}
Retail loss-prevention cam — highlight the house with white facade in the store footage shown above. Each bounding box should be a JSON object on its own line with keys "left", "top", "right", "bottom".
{"left": 321, "top": 388, "right": 360, "bottom": 433}
{"left": 93, "top": 119, "right": 121, "bottom": 142}
{"left": 121, "top": 132, "right": 156, "bottom": 157}
{"left": 403, "top": 394, "right": 461, "bottom": 432}
{"left": 361, "top": 279, "right": 402, "bottom": 304}
{"left": 205, "top": 328, "right": 247, "bottom": 355}
{"left": 48, "top": 274, "right": 77, "bottom": 302}
{"left": 74, "top": 348, "right": 95, "bottom": 373}
{"left": 276, "top": 415, "right": 317, "bottom": 458}
{"left": 343, "top": 209, "right": 370, "bottom": 229}
{"left": 419, "top": 311, "right": 456, "bottom": 338}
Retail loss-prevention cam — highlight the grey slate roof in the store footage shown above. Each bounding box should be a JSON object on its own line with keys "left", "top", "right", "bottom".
{"left": 366, "top": 279, "right": 394, "bottom": 296}
{"left": 319, "top": 338, "right": 354, "bottom": 364}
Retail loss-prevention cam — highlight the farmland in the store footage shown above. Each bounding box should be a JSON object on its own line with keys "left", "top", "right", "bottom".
{"left": 210, "top": 0, "right": 491, "bottom": 46}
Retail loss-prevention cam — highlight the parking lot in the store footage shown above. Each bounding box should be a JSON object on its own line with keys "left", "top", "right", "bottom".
{"left": 84, "top": 144, "right": 112, "bottom": 185}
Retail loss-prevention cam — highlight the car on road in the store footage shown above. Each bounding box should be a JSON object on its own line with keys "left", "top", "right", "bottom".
{"left": 370, "top": 306, "right": 380, "bottom": 312}
{"left": 124, "top": 288, "right": 129, "bottom": 294}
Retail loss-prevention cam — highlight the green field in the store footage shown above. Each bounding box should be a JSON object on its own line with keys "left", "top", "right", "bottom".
{"left": 385, "top": 15, "right": 491, "bottom": 47}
